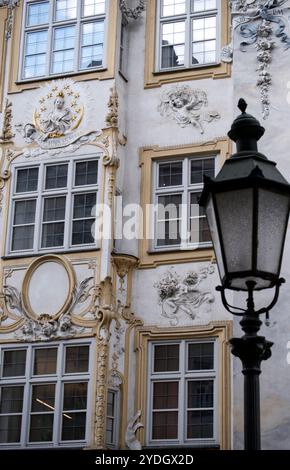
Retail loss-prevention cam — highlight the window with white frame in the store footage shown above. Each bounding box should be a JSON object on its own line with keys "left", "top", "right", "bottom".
{"left": 0, "top": 341, "right": 93, "bottom": 447}
{"left": 8, "top": 156, "right": 99, "bottom": 254}
{"left": 106, "top": 389, "right": 119, "bottom": 447}
{"left": 158, "top": 0, "right": 219, "bottom": 70}
{"left": 21, "top": 0, "right": 107, "bottom": 79}
{"left": 154, "top": 156, "right": 215, "bottom": 249}
{"left": 148, "top": 340, "right": 217, "bottom": 446}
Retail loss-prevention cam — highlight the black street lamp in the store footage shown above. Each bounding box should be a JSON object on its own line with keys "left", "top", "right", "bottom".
{"left": 200, "top": 99, "right": 290, "bottom": 450}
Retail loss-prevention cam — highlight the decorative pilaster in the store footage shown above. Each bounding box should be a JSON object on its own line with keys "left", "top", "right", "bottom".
{"left": 94, "top": 277, "right": 118, "bottom": 449}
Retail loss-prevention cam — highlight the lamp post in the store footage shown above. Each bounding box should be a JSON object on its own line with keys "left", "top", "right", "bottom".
{"left": 200, "top": 99, "right": 290, "bottom": 450}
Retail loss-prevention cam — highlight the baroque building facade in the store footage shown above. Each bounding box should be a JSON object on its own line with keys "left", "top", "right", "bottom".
{"left": 0, "top": 0, "right": 289, "bottom": 450}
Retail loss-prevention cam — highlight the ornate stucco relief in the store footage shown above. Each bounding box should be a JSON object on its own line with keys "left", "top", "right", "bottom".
{"left": 94, "top": 277, "right": 119, "bottom": 449}
{"left": 112, "top": 253, "right": 139, "bottom": 324}
{"left": 158, "top": 86, "right": 220, "bottom": 133}
{"left": 0, "top": 256, "right": 101, "bottom": 339}
{"left": 125, "top": 410, "right": 144, "bottom": 450}
{"left": 154, "top": 265, "right": 215, "bottom": 325}
{"left": 231, "top": 0, "right": 290, "bottom": 118}
{"left": 0, "top": 0, "right": 19, "bottom": 39}
{"left": 0, "top": 99, "right": 15, "bottom": 142}
{"left": 15, "top": 78, "right": 102, "bottom": 158}
{"left": 119, "top": 0, "right": 146, "bottom": 26}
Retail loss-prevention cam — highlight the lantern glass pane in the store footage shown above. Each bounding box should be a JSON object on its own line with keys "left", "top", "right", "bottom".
{"left": 215, "top": 188, "right": 253, "bottom": 274}
{"left": 205, "top": 196, "right": 225, "bottom": 280}
{"left": 257, "top": 188, "right": 289, "bottom": 275}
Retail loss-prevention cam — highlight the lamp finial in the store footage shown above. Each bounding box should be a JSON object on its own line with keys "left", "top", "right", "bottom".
{"left": 238, "top": 98, "right": 247, "bottom": 114}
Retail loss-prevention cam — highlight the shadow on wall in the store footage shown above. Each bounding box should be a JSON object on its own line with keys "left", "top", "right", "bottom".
{"left": 234, "top": 419, "right": 290, "bottom": 450}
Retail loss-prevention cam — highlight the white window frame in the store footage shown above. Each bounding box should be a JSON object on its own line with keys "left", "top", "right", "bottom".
{"left": 152, "top": 155, "right": 216, "bottom": 251}
{"left": 19, "top": 0, "right": 109, "bottom": 81}
{"left": 0, "top": 339, "right": 95, "bottom": 449}
{"left": 7, "top": 153, "right": 101, "bottom": 256}
{"left": 106, "top": 388, "right": 120, "bottom": 448}
{"left": 156, "top": 0, "right": 221, "bottom": 72}
{"left": 147, "top": 339, "right": 218, "bottom": 447}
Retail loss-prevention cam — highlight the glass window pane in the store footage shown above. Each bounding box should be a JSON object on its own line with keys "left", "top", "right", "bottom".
{"left": 159, "top": 162, "right": 182, "bottom": 187}
{"left": 41, "top": 222, "right": 65, "bottom": 247}
{"left": 187, "top": 380, "right": 214, "bottom": 408}
{"left": 45, "top": 164, "right": 68, "bottom": 189}
{"left": 14, "top": 200, "right": 36, "bottom": 225}
{"left": 161, "top": 21, "right": 185, "bottom": 68}
{"left": 63, "top": 382, "right": 87, "bottom": 410}
{"left": 55, "top": 0, "right": 77, "bottom": 21}
{"left": 65, "top": 346, "right": 89, "bottom": 373}
{"left": 75, "top": 160, "right": 98, "bottom": 186}
{"left": 43, "top": 197, "right": 66, "bottom": 222}
{"left": 190, "top": 192, "right": 211, "bottom": 243}
{"left": 29, "top": 414, "right": 54, "bottom": 442}
{"left": 27, "top": 1, "right": 49, "bottom": 26}
{"left": 2, "top": 350, "right": 26, "bottom": 377}
{"left": 190, "top": 158, "right": 215, "bottom": 184}
{"left": 31, "top": 384, "right": 56, "bottom": 412}
{"left": 0, "top": 386, "right": 24, "bottom": 413}
{"left": 24, "top": 31, "right": 47, "bottom": 78}
{"left": 191, "top": 0, "right": 216, "bottom": 12}
{"left": 152, "top": 411, "right": 178, "bottom": 439}
{"left": 80, "top": 21, "right": 104, "bottom": 69}
{"left": 188, "top": 343, "right": 214, "bottom": 370}
{"left": 73, "top": 193, "right": 96, "bottom": 219}
{"left": 12, "top": 225, "right": 35, "bottom": 251}
{"left": 34, "top": 348, "right": 58, "bottom": 375}
{"left": 154, "top": 344, "right": 179, "bottom": 372}
{"left": 157, "top": 194, "right": 182, "bottom": 246}
{"left": 72, "top": 219, "right": 95, "bottom": 245}
{"left": 162, "top": 0, "right": 186, "bottom": 17}
{"left": 16, "top": 168, "right": 39, "bottom": 193}
{"left": 83, "top": 0, "right": 106, "bottom": 16}
{"left": 153, "top": 382, "right": 178, "bottom": 409}
{"left": 52, "top": 26, "right": 75, "bottom": 73}
{"left": 187, "top": 410, "right": 213, "bottom": 438}
{"left": 30, "top": 384, "right": 55, "bottom": 442}
{"left": 107, "top": 390, "right": 115, "bottom": 417}
{"left": 61, "top": 411, "right": 86, "bottom": 441}
{"left": 0, "top": 415, "right": 22, "bottom": 443}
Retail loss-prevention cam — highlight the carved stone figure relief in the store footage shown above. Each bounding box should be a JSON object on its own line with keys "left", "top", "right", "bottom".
{"left": 158, "top": 86, "right": 220, "bottom": 133}
{"left": 125, "top": 410, "right": 144, "bottom": 450}
{"left": 15, "top": 79, "right": 102, "bottom": 157}
{"left": 154, "top": 265, "right": 215, "bottom": 325}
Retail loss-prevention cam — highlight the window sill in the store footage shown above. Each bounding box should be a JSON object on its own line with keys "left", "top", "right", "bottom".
{"left": 154, "top": 61, "right": 220, "bottom": 75}
{"left": 143, "top": 444, "right": 220, "bottom": 450}
{"left": 149, "top": 243, "right": 212, "bottom": 254}
{"left": 138, "top": 245, "right": 214, "bottom": 269}
{"left": 2, "top": 246, "right": 100, "bottom": 261}
{"left": 15, "top": 67, "right": 108, "bottom": 86}
{"left": 145, "top": 60, "right": 231, "bottom": 88}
